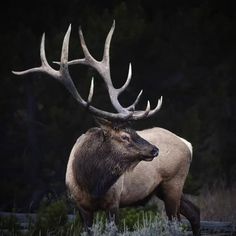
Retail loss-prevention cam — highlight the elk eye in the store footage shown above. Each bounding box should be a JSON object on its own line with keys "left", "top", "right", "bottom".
{"left": 121, "top": 134, "right": 130, "bottom": 142}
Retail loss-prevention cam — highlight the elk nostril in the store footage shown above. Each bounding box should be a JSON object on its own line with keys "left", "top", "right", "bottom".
{"left": 151, "top": 146, "right": 159, "bottom": 157}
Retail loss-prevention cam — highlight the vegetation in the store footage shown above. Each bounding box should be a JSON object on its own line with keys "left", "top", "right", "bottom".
{"left": 0, "top": 215, "right": 21, "bottom": 235}
{"left": 200, "top": 183, "right": 236, "bottom": 224}
{"left": 1, "top": 183, "right": 236, "bottom": 235}
{"left": 0, "top": 199, "right": 186, "bottom": 235}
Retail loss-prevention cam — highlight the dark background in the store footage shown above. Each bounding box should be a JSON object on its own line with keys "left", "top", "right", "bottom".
{"left": 0, "top": 0, "right": 235, "bottom": 211}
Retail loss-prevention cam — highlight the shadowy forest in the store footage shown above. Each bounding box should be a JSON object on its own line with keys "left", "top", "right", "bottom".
{"left": 0, "top": 0, "right": 235, "bottom": 212}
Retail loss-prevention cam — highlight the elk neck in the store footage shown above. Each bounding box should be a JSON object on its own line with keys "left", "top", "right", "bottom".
{"left": 72, "top": 127, "right": 137, "bottom": 199}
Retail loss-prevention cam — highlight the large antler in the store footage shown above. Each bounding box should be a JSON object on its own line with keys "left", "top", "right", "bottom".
{"left": 68, "top": 21, "right": 162, "bottom": 120}
{"left": 13, "top": 21, "right": 162, "bottom": 121}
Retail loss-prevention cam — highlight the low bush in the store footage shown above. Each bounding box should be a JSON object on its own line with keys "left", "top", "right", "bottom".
{"left": 0, "top": 200, "right": 186, "bottom": 235}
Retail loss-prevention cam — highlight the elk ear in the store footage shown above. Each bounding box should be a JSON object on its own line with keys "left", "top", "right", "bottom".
{"left": 94, "top": 117, "right": 113, "bottom": 140}
{"left": 94, "top": 116, "right": 131, "bottom": 131}
{"left": 94, "top": 117, "right": 113, "bottom": 131}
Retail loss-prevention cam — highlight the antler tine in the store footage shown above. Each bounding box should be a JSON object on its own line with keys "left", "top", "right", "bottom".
{"left": 58, "top": 25, "right": 83, "bottom": 101}
{"left": 102, "top": 20, "right": 115, "bottom": 65}
{"left": 132, "top": 96, "right": 163, "bottom": 120}
{"left": 146, "top": 96, "right": 163, "bottom": 117}
{"left": 127, "top": 90, "right": 143, "bottom": 111}
{"left": 12, "top": 33, "right": 55, "bottom": 76}
{"left": 61, "top": 25, "right": 70, "bottom": 64}
{"left": 79, "top": 26, "right": 97, "bottom": 65}
{"left": 40, "top": 33, "right": 51, "bottom": 69}
{"left": 143, "top": 100, "right": 151, "bottom": 117}
{"left": 87, "top": 77, "right": 94, "bottom": 104}
{"left": 117, "top": 63, "right": 132, "bottom": 95}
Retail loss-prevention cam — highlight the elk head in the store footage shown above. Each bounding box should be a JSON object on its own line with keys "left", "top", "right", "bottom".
{"left": 13, "top": 21, "right": 162, "bottom": 196}
{"left": 73, "top": 120, "right": 159, "bottom": 197}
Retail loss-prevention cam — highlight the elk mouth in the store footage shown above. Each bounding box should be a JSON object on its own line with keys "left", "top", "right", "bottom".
{"left": 142, "top": 156, "right": 155, "bottom": 161}
{"left": 141, "top": 146, "right": 159, "bottom": 161}
{"left": 141, "top": 155, "right": 157, "bottom": 162}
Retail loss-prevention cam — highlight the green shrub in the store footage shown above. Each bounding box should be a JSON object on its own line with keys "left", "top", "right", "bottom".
{"left": 0, "top": 215, "right": 21, "bottom": 235}
{"left": 119, "top": 207, "right": 158, "bottom": 231}
{"left": 32, "top": 199, "right": 69, "bottom": 235}
{"left": 65, "top": 213, "right": 83, "bottom": 236}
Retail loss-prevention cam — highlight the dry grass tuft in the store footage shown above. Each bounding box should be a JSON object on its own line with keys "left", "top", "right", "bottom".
{"left": 199, "top": 183, "right": 236, "bottom": 224}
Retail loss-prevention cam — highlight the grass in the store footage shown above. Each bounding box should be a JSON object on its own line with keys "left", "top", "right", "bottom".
{"left": 84, "top": 216, "right": 185, "bottom": 236}
{"left": 199, "top": 183, "right": 236, "bottom": 224}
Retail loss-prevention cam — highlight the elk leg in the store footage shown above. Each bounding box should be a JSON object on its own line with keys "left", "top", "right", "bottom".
{"left": 180, "top": 195, "right": 200, "bottom": 236}
{"left": 163, "top": 195, "right": 180, "bottom": 221}
{"left": 78, "top": 207, "right": 94, "bottom": 233}
{"left": 106, "top": 207, "right": 119, "bottom": 225}
{"left": 155, "top": 184, "right": 181, "bottom": 220}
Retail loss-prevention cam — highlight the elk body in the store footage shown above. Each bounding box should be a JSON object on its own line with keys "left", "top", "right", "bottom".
{"left": 66, "top": 125, "right": 200, "bottom": 235}
{"left": 13, "top": 21, "right": 200, "bottom": 235}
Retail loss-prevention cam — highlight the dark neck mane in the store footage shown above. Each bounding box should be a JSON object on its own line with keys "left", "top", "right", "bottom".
{"left": 72, "top": 128, "right": 135, "bottom": 198}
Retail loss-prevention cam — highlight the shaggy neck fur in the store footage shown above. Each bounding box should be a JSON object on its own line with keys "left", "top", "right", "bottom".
{"left": 72, "top": 128, "right": 137, "bottom": 198}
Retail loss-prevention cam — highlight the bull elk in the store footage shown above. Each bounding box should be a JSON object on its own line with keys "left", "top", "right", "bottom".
{"left": 13, "top": 21, "right": 200, "bottom": 235}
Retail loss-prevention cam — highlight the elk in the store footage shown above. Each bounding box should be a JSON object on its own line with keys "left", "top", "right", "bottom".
{"left": 13, "top": 21, "right": 200, "bottom": 235}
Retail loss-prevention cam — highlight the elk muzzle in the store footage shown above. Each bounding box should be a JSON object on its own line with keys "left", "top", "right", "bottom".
{"left": 142, "top": 145, "right": 159, "bottom": 161}
{"left": 150, "top": 146, "right": 159, "bottom": 157}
